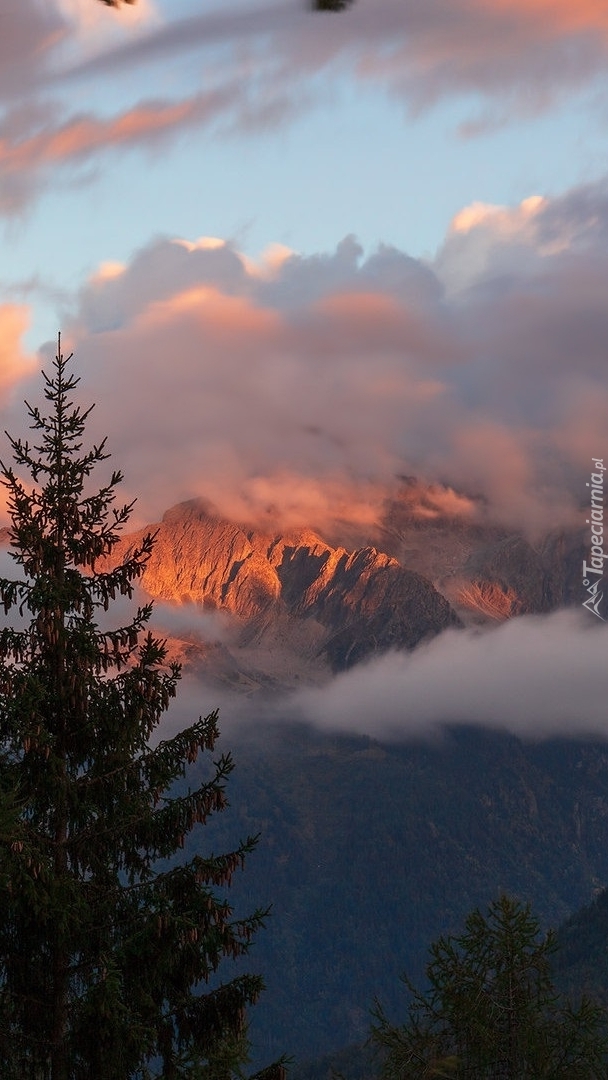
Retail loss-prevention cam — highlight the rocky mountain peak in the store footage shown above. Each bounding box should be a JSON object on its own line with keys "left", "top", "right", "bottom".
{"left": 109, "top": 499, "right": 459, "bottom": 683}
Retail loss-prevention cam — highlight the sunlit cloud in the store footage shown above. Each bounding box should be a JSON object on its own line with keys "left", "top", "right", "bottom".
{"left": 393, "top": 480, "right": 478, "bottom": 522}
{"left": 15, "top": 182, "right": 593, "bottom": 537}
{"left": 0, "top": 306, "right": 36, "bottom": 401}
{"left": 0, "top": 88, "right": 246, "bottom": 213}
{"left": 89, "top": 261, "right": 127, "bottom": 285}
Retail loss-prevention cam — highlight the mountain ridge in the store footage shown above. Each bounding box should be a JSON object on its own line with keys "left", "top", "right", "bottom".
{"left": 92, "top": 481, "right": 588, "bottom": 698}
{"left": 0, "top": 480, "right": 588, "bottom": 694}
{"left": 106, "top": 497, "right": 460, "bottom": 680}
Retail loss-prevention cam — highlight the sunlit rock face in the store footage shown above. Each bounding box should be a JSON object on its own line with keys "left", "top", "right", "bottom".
{"left": 87, "top": 477, "right": 586, "bottom": 693}
{"left": 111, "top": 499, "right": 460, "bottom": 676}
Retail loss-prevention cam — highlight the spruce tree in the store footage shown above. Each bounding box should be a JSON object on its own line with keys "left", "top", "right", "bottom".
{"left": 371, "top": 894, "right": 608, "bottom": 1079}
{"left": 0, "top": 338, "right": 268, "bottom": 1079}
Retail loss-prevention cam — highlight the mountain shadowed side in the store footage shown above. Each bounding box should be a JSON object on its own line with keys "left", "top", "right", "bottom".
{"left": 553, "top": 888, "right": 608, "bottom": 1007}
{"left": 187, "top": 723, "right": 608, "bottom": 1065}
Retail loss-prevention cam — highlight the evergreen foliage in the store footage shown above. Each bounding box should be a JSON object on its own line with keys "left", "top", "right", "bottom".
{"left": 553, "top": 888, "right": 608, "bottom": 1007}
{"left": 371, "top": 894, "right": 608, "bottom": 1079}
{"left": 0, "top": 340, "right": 269, "bottom": 1079}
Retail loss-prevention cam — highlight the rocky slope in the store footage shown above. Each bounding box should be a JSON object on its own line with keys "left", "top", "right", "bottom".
{"left": 98, "top": 481, "right": 588, "bottom": 691}
{"left": 377, "top": 478, "right": 585, "bottom": 624}
{"left": 1, "top": 478, "right": 585, "bottom": 688}
{"left": 109, "top": 499, "right": 459, "bottom": 686}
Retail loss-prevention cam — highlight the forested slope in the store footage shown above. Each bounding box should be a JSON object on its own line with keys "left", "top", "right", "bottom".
{"left": 193, "top": 723, "right": 608, "bottom": 1063}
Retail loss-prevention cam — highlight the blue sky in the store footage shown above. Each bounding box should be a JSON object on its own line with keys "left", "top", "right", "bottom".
{"left": 1, "top": 0, "right": 608, "bottom": 535}
{"left": 5, "top": 0, "right": 608, "bottom": 336}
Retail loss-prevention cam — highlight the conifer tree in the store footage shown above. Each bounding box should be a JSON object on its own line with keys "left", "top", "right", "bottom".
{"left": 371, "top": 894, "right": 608, "bottom": 1079}
{"left": 0, "top": 338, "right": 268, "bottom": 1079}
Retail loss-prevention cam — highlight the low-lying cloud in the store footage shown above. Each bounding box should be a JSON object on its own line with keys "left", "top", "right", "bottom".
{"left": 288, "top": 609, "right": 608, "bottom": 739}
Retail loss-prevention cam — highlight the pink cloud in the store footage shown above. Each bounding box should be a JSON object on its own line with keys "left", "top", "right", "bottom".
{"left": 0, "top": 0, "right": 607, "bottom": 215}
{"left": 495, "top": 0, "right": 608, "bottom": 36}
{"left": 63, "top": 0, "right": 608, "bottom": 125}
{"left": 17, "top": 185, "right": 596, "bottom": 538}
{"left": 64, "top": 265, "right": 436, "bottom": 530}
{"left": 391, "top": 479, "right": 478, "bottom": 522}
{"left": 0, "top": 306, "right": 36, "bottom": 399}
{"left": 0, "top": 86, "right": 252, "bottom": 212}
{"left": 0, "top": 307, "right": 37, "bottom": 520}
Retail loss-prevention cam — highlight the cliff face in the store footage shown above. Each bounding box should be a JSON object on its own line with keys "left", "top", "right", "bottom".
{"left": 1, "top": 477, "right": 585, "bottom": 688}
{"left": 112, "top": 500, "right": 459, "bottom": 676}
{"left": 103, "top": 478, "right": 588, "bottom": 689}
{"left": 378, "top": 479, "right": 585, "bottom": 624}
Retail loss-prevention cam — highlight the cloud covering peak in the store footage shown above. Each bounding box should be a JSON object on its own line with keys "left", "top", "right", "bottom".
{"left": 3, "top": 183, "right": 592, "bottom": 536}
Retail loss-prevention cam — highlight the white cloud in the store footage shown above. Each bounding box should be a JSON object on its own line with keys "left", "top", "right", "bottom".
{"left": 290, "top": 610, "right": 608, "bottom": 739}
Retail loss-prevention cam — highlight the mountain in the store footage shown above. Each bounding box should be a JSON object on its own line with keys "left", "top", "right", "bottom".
{"left": 3, "top": 479, "right": 586, "bottom": 660}
{"left": 105, "top": 485, "right": 585, "bottom": 694}
{"left": 197, "top": 724, "right": 608, "bottom": 1065}
{"left": 376, "top": 478, "right": 585, "bottom": 623}
{"left": 107, "top": 498, "right": 460, "bottom": 688}
{"left": 289, "top": 882, "right": 608, "bottom": 1080}
{"left": 553, "top": 887, "right": 608, "bottom": 1007}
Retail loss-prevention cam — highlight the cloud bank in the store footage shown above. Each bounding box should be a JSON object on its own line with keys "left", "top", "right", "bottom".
{"left": 0, "top": 177, "right": 605, "bottom": 539}
{"left": 0, "top": 180, "right": 593, "bottom": 536}
{"left": 286, "top": 609, "right": 608, "bottom": 740}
